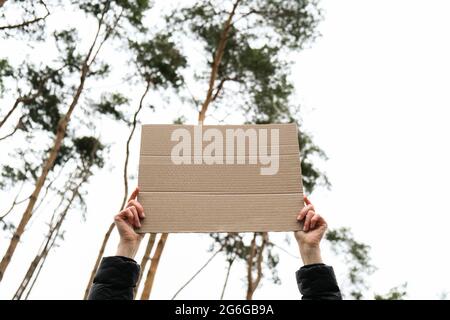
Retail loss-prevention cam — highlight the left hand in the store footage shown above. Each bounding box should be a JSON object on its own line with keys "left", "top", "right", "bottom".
{"left": 114, "top": 187, "right": 145, "bottom": 258}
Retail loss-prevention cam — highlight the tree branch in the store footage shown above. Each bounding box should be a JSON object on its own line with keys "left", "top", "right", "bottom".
{"left": 0, "top": 1, "right": 50, "bottom": 31}
{"left": 171, "top": 246, "right": 223, "bottom": 300}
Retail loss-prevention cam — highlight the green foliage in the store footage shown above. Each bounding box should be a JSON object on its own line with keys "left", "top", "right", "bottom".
{"left": 326, "top": 227, "right": 376, "bottom": 299}
{"left": 1, "top": 165, "right": 27, "bottom": 186}
{"left": 173, "top": 116, "right": 187, "bottom": 124}
{"left": 53, "top": 29, "right": 83, "bottom": 71}
{"left": 129, "top": 34, "right": 187, "bottom": 87}
{"left": 1, "top": 156, "right": 39, "bottom": 189}
{"left": 76, "top": 0, "right": 152, "bottom": 32}
{"left": 19, "top": 65, "right": 64, "bottom": 133}
{"left": 210, "top": 232, "right": 281, "bottom": 285}
{"left": 0, "top": 58, "right": 14, "bottom": 96}
{"left": 299, "top": 131, "right": 330, "bottom": 193}
{"left": 251, "top": 0, "right": 322, "bottom": 49}
{"left": 73, "top": 136, "right": 105, "bottom": 169}
{"left": 92, "top": 93, "right": 129, "bottom": 122}
{"left": 0, "top": 0, "right": 50, "bottom": 40}
{"left": 374, "top": 283, "right": 407, "bottom": 300}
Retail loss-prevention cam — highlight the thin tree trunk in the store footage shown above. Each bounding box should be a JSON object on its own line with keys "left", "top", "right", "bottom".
{"left": 84, "top": 81, "right": 151, "bottom": 298}
{"left": 140, "top": 233, "right": 168, "bottom": 300}
{"left": 134, "top": 233, "right": 156, "bottom": 297}
{"left": 0, "top": 4, "right": 111, "bottom": 284}
{"left": 13, "top": 168, "right": 90, "bottom": 299}
{"left": 120, "top": 81, "right": 151, "bottom": 210}
{"left": 245, "top": 232, "right": 267, "bottom": 300}
{"left": 220, "top": 259, "right": 234, "bottom": 300}
{"left": 23, "top": 229, "right": 57, "bottom": 299}
{"left": 246, "top": 233, "right": 257, "bottom": 300}
{"left": 83, "top": 221, "right": 114, "bottom": 299}
{"left": 171, "top": 246, "right": 223, "bottom": 300}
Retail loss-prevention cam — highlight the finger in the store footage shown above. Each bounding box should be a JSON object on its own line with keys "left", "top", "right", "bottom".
{"left": 128, "top": 206, "right": 141, "bottom": 227}
{"left": 115, "top": 209, "right": 129, "bottom": 222}
{"left": 127, "top": 186, "right": 140, "bottom": 202}
{"left": 297, "top": 204, "right": 314, "bottom": 221}
{"left": 125, "top": 208, "right": 134, "bottom": 223}
{"left": 127, "top": 199, "right": 145, "bottom": 218}
{"left": 304, "top": 195, "right": 312, "bottom": 206}
{"left": 310, "top": 213, "right": 323, "bottom": 230}
{"left": 114, "top": 211, "right": 126, "bottom": 223}
{"left": 303, "top": 211, "right": 314, "bottom": 232}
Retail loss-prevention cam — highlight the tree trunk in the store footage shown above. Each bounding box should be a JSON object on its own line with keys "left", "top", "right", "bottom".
{"left": 246, "top": 232, "right": 267, "bottom": 300}
{"left": 83, "top": 221, "right": 114, "bottom": 299}
{"left": 197, "top": 0, "right": 241, "bottom": 124}
{"left": 140, "top": 233, "right": 168, "bottom": 300}
{"left": 134, "top": 233, "right": 156, "bottom": 297}
{"left": 13, "top": 169, "right": 89, "bottom": 299}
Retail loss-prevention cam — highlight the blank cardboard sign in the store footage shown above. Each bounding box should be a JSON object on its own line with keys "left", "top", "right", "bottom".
{"left": 136, "top": 123, "right": 304, "bottom": 233}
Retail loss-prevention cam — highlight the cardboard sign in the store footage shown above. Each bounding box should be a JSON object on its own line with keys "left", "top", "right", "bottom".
{"left": 136, "top": 124, "right": 304, "bottom": 233}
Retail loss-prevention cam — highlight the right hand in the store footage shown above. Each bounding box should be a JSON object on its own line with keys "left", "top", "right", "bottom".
{"left": 294, "top": 196, "right": 327, "bottom": 249}
{"left": 294, "top": 195, "right": 326, "bottom": 265}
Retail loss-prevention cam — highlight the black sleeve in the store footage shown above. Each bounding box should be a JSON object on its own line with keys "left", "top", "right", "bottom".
{"left": 88, "top": 256, "right": 140, "bottom": 300}
{"left": 296, "top": 263, "right": 342, "bottom": 300}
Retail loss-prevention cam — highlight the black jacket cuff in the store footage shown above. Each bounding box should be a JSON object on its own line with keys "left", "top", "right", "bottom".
{"left": 93, "top": 256, "right": 140, "bottom": 288}
{"left": 296, "top": 263, "right": 342, "bottom": 300}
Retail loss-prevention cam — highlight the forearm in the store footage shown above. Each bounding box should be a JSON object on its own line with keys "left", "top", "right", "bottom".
{"left": 298, "top": 244, "right": 323, "bottom": 265}
{"left": 295, "top": 243, "right": 342, "bottom": 300}
{"left": 116, "top": 239, "right": 142, "bottom": 259}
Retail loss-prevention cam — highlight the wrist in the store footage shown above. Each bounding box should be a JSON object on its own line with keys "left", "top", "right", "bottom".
{"left": 299, "top": 244, "right": 323, "bottom": 265}
{"left": 116, "top": 239, "right": 141, "bottom": 259}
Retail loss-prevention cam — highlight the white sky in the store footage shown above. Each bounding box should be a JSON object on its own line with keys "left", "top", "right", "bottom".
{"left": 1, "top": 0, "right": 450, "bottom": 300}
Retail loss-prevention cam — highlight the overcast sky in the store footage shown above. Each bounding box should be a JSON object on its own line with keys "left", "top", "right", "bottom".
{"left": 1, "top": 0, "right": 450, "bottom": 300}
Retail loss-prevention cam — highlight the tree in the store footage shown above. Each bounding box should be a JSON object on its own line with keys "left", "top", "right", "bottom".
{"left": 0, "top": 0, "right": 153, "bottom": 283}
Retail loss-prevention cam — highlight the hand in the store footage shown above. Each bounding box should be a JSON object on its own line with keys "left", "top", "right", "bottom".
{"left": 294, "top": 196, "right": 327, "bottom": 265}
{"left": 114, "top": 187, "right": 145, "bottom": 259}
